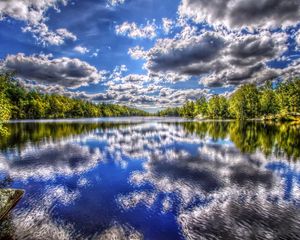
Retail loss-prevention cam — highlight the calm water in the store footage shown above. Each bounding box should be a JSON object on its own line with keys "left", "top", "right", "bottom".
{"left": 1, "top": 117, "right": 300, "bottom": 240}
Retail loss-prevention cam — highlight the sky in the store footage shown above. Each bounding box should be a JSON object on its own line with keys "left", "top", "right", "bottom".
{"left": 0, "top": 0, "right": 300, "bottom": 112}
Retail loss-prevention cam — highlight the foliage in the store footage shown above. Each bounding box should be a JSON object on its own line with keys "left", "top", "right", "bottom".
{"left": 158, "top": 79, "right": 300, "bottom": 120}
{"left": 0, "top": 73, "right": 148, "bottom": 122}
{"left": 207, "top": 95, "right": 230, "bottom": 119}
{"left": 157, "top": 107, "right": 181, "bottom": 117}
{"left": 229, "top": 84, "right": 260, "bottom": 119}
{"left": 0, "top": 74, "right": 11, "bottom": 135}
{"left": 259, "top": 81, "right": 279, "bottom": 115}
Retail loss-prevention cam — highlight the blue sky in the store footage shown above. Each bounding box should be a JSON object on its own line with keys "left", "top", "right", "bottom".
{"left": 1, "top": 0, "right": 300, "bottom": 112}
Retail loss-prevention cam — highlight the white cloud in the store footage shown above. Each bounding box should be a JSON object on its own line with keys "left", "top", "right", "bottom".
{"left": 91, "top": 49, "right": 100, "bottom": 57}
{"left": 0, "top": 0, "right": 76, "bottom": 46}
{"left": 107, "top": 0, "right": 125, "bottom": 7}
{"left": 56, "top": 28, "right": 77, "bottom": 41}
{"left": 90, "top": 70, "right": 209, "bottom": 108}
{"left": 22, "top": 23, "right": 76, "bottom": 46}
{"left": 296, "top": 30, "right": 300, "bottom": 47}
{"left": 128, "top": 46, "right": 147, "bottom": 60}
{"left": 162, "top": 18, "right": 173, "bottom": 34}
{"left": 136, "top": 29, "right": 288, "bottom": 86}
{"left": 3, "top": 53, "right": 104, "bottom": 88}
{"left": 74, "top": 45, "right": 90, "bottom": 54}
{"left": 178, "top": 0, "right": 300, "bottom": 30}
{"left": 0, "top": 0, "right": 67, "bottom": 25}
{"left": 115, "top": 21, "right": 157, "bottom": 39}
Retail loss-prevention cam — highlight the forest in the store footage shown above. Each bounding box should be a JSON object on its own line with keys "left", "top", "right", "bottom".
{"left": 1, "top": 72, "right": 300, "bottom": 136}
{"left": 0, "top": 73, "right": 148, "bottom": 134}
{"left": 158, "top": 79, "right": 300, "bottom": 120}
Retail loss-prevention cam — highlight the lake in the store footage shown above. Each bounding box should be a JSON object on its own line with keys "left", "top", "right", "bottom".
{"left": 0, "top": 117, "right": 300, "bottom": 240}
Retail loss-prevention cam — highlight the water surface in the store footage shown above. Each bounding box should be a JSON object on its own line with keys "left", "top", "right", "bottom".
{"left": 0, "top": 118, "right": 300, "bottom": 239}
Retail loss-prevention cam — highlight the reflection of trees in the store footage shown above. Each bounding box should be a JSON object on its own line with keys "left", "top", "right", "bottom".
{"left": 3, "top": 121, "right": 299, "bottom": 160}
{"left": 175, "top": 121, "right": 230, "bottom": 140}
{"left": 0, "top": 122, "right": 136, "bottom": 152}
{"left": 180, "top": 121, "right": 300, "bottom": 160}
{"left": 275, "top": 124, "right": 300, "bottom": 161}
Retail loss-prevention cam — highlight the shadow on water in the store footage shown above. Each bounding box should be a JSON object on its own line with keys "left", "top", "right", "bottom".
{"left": 0, "top": 119, "right": 300, "bottom": 239}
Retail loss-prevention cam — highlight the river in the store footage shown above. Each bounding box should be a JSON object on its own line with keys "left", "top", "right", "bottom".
{"left": 0, "top": 117, "right": 300, "bottom": 239}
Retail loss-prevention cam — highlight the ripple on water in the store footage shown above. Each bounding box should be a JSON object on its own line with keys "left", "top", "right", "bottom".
{"left": 0, "top": 120, "right": 300, "bottom": 239}
{"left": 179, "top": 190, "right": 300, "bottom": 240}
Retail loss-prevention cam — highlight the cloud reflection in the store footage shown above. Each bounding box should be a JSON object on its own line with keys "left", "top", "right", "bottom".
{"left": 0, "top": 142, "right": 102, "bottom": 180}
{"left": 2, "top": 185, "right": 80, "bottom": 240}
{"left": 1, "top": 120, "right": 300, "bottom": 239}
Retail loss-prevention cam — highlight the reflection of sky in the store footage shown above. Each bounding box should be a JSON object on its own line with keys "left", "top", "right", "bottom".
{"left": 0, "top": 120, "right": 300, "bottom": 239}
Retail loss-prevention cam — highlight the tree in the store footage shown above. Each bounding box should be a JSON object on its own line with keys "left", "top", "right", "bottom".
{"left": 0, "top": 73, "right": 149, "bottom": 122}
{"left": 229, "top": 84, "right": 260, "bottom": 119}
{"left": 260, "top": 81, "right": 279, "bottom": 115}
{"left": 180, "top": 101, "right": 196, "bottom": 118}
{"left": 195, "top": 96, "right": 208, "bottom": 117}
{"left": 0, "top": 73, "right": 11, "bottom": 135}
{"left": 276, "top": 78, "right": 300, "bottom": 113}
{"left": 207, "top": 95, "right": 230, "bottom": 119}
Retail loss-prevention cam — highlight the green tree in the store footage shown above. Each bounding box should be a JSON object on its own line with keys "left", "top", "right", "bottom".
{"left": 207, "top": 95, "right": 230, "bottom": 119}
{"left": 194, "top": 96, "right": 208, "bottom": 117}
{"left": 0, "top": 74, "right": 11, "bottom": 135}
{"left": 276, "top": 79, "right": 300, "bottom": 114}
{"left": 229, "top": 84, "right": 260, "bottom": 119}
{"left": 260, "top": 81, "right": 279, "bottom": 116}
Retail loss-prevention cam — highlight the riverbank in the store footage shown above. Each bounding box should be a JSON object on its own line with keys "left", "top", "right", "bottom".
{"left": 261, "top": 113, "right": 300, "bottom": 122}
{"left": 194, "top": 113, "right": 300, "bottom": 122}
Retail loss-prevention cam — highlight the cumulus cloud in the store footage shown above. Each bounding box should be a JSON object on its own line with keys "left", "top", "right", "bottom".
{"left": 84, "top": 64, "right": 207, "bottom": 108}
{"left": 17, "top": 80, "right": 93, "bottom": 100}
{"left": 202, "top": 63, "right": 280, "bottom": 87}
{"left": 22, "top": 24, "right": 76, "bottom": 46}
{"left": 140, "top": 30, "right": 288, "bottom": 86}
{"left": 74, "top": 45, "right": 90, "bottom": 54}
{"left": 91, "top": 76, "right": 209, "bottom": 108}
{"left": 0, "top": 0, "right": 67, "bottom": 25}
{"left": 3, "top": 53, "right": 104, "bottom": 88}
{"left": 115, "top": 21, "right": 157, "bottom": 39}
{"left": 0, "top": 0, "right": 76, "bottom": 46}
{"left": 281, "top": 59, "right": 300, "bottom": 79}
{"left": 179, "top": 0, "right": 300, "bottom": 30}
{"left": 146, "top": 31, "right": 226, "bottom": 74}
{"left": 128, "top": 46, "right": 147, "bottom": 60}
{"left": 162, "top": 18, "right": 173, "bottom": 34}
{"left": 296, "top": 30, "right": 300, "bottom": 47}
{"left": 122, "top": 74, "right": 149, "bottom": 83}
{"left": 107, "top": 0, "right": 126, "bottom": 7}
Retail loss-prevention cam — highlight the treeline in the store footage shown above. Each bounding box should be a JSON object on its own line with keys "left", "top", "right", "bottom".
{"left": 0, "top": 73, "right": 148, "bottom": 123}
{"left": 158, "top": 79, "right": 300, "bottom": 120}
